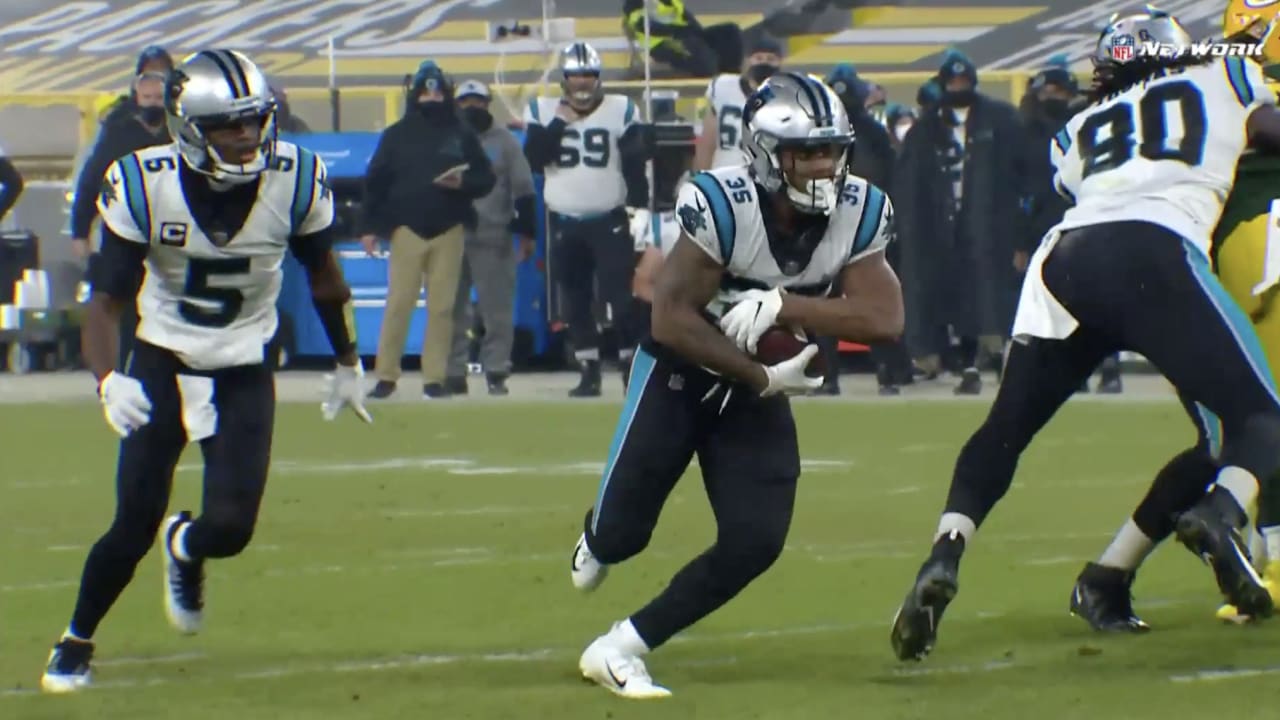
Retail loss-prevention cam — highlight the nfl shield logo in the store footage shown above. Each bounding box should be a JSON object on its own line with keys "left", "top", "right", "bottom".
{"left": 1111, "top": 33, "right": 1135, "bottom": 62}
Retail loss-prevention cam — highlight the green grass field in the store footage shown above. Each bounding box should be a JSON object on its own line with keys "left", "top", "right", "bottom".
{"left": 1, "top": 397, "right": 1277, "bottom": 719}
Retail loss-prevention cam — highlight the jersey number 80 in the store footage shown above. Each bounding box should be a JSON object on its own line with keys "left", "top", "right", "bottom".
{"left": 1077, "top": 80, "right": 1207, "bottom": 178}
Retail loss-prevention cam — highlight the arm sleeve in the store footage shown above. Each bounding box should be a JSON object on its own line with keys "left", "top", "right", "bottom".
{"left": 91, "top": 224, "right": 148, "bottom": 301}
{"left": 287, "top": 225, "right": 337, "bottom": 272}
{"left": 675, "top": 174, "right": 728, "bottom": 265}
{"left": 459, "top": 130, "right": 497, "bottom": 198}
{"left": 359, "top": 130, "right": 393, "bottom": 236}
{"left": 0, "top": 155, "right": 23, "bottom": 222}
{"left": 522, "top": 99, "right": 568, "bottom": 171}
{"left": 619, "top": 99, "right": 651, "bottom": 208}
{"left": 848, "top": 185, "right": 894, "bottom": 264}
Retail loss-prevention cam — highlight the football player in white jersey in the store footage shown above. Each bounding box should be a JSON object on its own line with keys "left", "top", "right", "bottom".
{"left": 567, "top": 73, "right": 903, "bottom": 698}
{"left": 692, "top": 35, "right": 784, "bottom": 171}
{"left": 890, "top": 8, "right": 1280, "bottom": 663}
{"left": 522, "top": 41, "right": 652, "bottom": 397}
{"left": 40, "top": 50, "right": 371, "bottom": 694}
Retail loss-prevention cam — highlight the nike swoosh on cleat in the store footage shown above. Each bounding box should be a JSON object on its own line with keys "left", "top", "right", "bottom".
{"left": 605, "top": 661, "right": 627, "bottom": 689}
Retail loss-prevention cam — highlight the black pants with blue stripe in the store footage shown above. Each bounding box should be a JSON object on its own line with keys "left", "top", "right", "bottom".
{"left": 943, "top": 220, "right": 1280, "bottom": 530}
{"left": 584, "top": 341, "right": 800, "bottom": 650}
{"left": 68, "top": 340, "right": 275, "bottom": 639}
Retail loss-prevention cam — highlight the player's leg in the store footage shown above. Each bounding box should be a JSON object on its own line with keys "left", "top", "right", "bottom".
{"left": 420, "top": 225, "right": 465, "bottom": 396}
{"left": 444, "top": 245, "right": 475, "bottom": 393}
{"left": 1072, "top": 392, "right": 1220, "bottom": 632}
{"left": 468, "top": 237, "right": 517, "bottom": 394}
{"left": 551, "top": 215, "right": 601, "bottom": 396}
{"left": 1113, "top": 232, "right": 1280, "bottom": 619}
{"left": 42, "top": 343, "right": 186, "bottom": 693}
{"left": 576, "top": 347, "right": 699, "bottom": 594}
{"left": 594, "top": 209, "right": 640, "bottom": 391}
{"left": 891, "top": 328, "right": 1112, "bottom": 661}
{"left": 163, "top": 363, "right": 275, "bottom": 634}
{"left": 580, "top": 388, "right": 798, "bottom": 698}
{"left": 371, "top": 226, "right": 430, "bottom": 396}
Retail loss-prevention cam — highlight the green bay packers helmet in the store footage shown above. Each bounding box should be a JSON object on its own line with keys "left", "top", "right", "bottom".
{"left": 1224, "top": 0, "right": 1280, "bottom": 65}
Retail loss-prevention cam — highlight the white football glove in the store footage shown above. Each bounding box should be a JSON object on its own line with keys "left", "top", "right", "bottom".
{"left": 628, "top": 207, "right": 652, "bottom": 248}
{"left": 719, "top": 287, "right": 784, "bottom": 354}
{"left": 760, "top": 344, "right": 824, "bottom": 396}
{"left": 322, "top": 360, "right": 373, "bottom": 423}
{"left": 98, "top": 370, "right": 152, "bottom": 438}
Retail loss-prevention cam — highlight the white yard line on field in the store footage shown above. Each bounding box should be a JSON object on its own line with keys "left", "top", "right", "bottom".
{"left": 1170, "top": 666, "right": 1280, "bottom": 682}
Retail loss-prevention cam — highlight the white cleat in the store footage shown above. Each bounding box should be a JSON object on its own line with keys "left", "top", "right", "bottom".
{"left": 579, "top": 630, "right": 672, "bottom": 699}
{"left": 40, "top": 636, "right": 94, "bottom": 694}
{"left": 571, "top": 533, "right": 608, "bottom": 592}
{"left": 160, "top": 511, "right": 204, "bottom": 635}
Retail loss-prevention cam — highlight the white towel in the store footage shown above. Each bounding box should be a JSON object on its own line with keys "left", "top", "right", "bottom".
{"left": 1011, "top": 230, "right": 1080, "bottom": 342}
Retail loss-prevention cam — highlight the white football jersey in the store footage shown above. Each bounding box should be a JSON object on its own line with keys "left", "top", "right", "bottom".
{"left": 524, "top": 94, "right": 639, "bottom": 216}
{"left": 675, "top": 166, "right": 893, "bottom": 320}
{"left": 1052, "top": 56, "right": 1275, "bottom": 257}
{"left": 98, "top": 141, "right": 333, "bottom": 370}
{"left": 704, "top": 74, "right": 749, "bottom": 169}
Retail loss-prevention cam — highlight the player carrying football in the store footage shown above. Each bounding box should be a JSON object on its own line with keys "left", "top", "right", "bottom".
{"left": 889, "top": 7, "right": 1280, "bottom": 661}
{"left": 566, "top": 73, "right": 903, "bottom": 698}
{"left": 40, "top": 50, "right": 371, "bottom": 693}
{"left": 1074, "top": 0, "right": 1280, "bottom": 630}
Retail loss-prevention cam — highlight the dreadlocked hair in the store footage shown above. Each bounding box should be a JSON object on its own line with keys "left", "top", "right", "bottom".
{"left": 1088, "top": 52, "right": 1218, "bottom": 102}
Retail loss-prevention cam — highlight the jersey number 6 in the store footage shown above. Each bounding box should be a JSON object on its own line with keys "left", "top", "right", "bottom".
{"left": 180, "top": 258, "right": 251, "bottom": 328}
{"left": 558, "top": 128, "right": 611, "bottom": 169}
{"left": 1077, "top": 80, "right": 1206, "bottom": 179}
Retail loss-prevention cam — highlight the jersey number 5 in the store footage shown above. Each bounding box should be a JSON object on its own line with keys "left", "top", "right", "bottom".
{"left": 1077, "top": 80, "right": 1206, "bottom": 178}
{"left": 180, "top": 258, "right": 251, "bottom": 328}
{"left": 558, "top": 128, "right": 611, "bottom": 168}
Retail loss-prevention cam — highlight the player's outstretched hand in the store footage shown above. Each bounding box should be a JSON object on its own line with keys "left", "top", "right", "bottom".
{"left": 98, "top": 370, "right": 152, "bottom": 437}
{"left": 322, "top": 360, "right": 373, "bottom": 423}
{"left": 760, "top": 345, "right": 823, "bottom": 396}
{"left": 719, "top": 288, "right": 783, "bottom": 354}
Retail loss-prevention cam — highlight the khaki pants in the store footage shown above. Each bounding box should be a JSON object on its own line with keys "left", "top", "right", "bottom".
{"left": 374, "top": 225, "right": 465, "bottom": 385}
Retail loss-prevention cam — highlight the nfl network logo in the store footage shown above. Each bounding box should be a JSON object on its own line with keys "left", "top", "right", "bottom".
{"left": 1109, "top": 31, "right": 1263, "bottom": 63}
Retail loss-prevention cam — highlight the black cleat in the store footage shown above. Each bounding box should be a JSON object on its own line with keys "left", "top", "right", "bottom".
{"left": 486, "top": 373, "right": 510, "bottom": 396}
{"left": 878, "top": 384, "right": 901, "bottom": 397}
{"left": 367, "top": 380, "right": 396, "bottom": 399}
{"left": 953, "top": 368, "right": 981, "bottom": 395}
{"left": 569, "top": 361, "right": 602, "bottom": 398}
{"left": 444, "top": 376, "right": 469, "bottom": 395}
{"left": 423, "top": 383, "right": 450, "bottom": 399}
{"left": 1069, "top": 562, "right": 1150, "bottom": 633}
{"left": 891, "top": 533, "right": 963, "bottom": 661}
{"left": 41, "top": 635, "right": 95, "bottom": 693}
{"left": 1175, "top": 491, "right": 1273, "bottom": 620}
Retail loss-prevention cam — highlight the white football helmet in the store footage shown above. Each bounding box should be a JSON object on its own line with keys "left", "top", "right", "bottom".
{"left": 165, "top": 49, "right": 277, "bottom": 184}
{"left": 741, "top": 72, "right": 853, "bottom": 215}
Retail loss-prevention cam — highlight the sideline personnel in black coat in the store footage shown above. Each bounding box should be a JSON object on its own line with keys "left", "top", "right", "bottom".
{"left": 361, "top": 61, "right": 496, "bottom": 400}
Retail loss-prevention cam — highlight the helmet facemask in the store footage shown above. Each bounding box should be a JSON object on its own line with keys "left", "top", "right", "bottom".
{"left": 561, "top": 71, "right": 602, "bottom": 112}
{"left": 170, "top": 102, "right": 278, "bottom": 186}
{"left": 750, "top": 132, "right": 851, "bottom": 216}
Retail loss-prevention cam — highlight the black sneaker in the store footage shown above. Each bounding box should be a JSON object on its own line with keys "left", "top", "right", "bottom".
{"left": 367, "top": 380, "right": 396, "bottom": 399}
{"left": 891, "top": 531, "right": 963, "bottom": 661}
{"left": 41, "top": 635, "right": 94, "bottom": 693}
{"left": 878, "top": 384, "right": 902, "bottom": 396}
{"left": 1175, "top": 489, "right": 1273, "bottom": 619}
{"left": 444, "top": 376, "right": 469, "bottom": 395}
{"left": 953, "top": 368, "right": 982, "bottom": 395}
{"left": 1096, "top": 373, "right": 1123, "bottom": 394}
{"left": 569, "top": 361, "right": 602, "bottom": 398}
{"left": 1069, "top": 562, "right": 1150, "bottom": 633}
{"left": 486, "top": 373, "right": 509, "bottom": 396}
{"left": 161, "top": 511, "right": 204, "bottom": 634}
{"left": 423, "top": 383, "right": 450, "bottom": 399}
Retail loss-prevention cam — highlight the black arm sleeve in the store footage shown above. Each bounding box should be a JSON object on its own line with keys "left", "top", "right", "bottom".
{"left": 619, "top": 123, "right": 651, "bottom": 209}
{"left": 459, "top": 130, "right": 497, "bottom": 198}
{"left": 71, "top": 132, "right": 123, "bottom": 238}
{"left": 523, "top": 118, "right": 568, "bottom": 171}
{"left": 510, "top": 194, "right": 536, "bottom": 237}
{"left": 92, "top": 225, "right": 148, "bottom": 301}
{"left": 0, "top": 156, "right": 23, "bottom": 223}
{"left": 287, "top": 225, "right": 337, "bottom": 272}
{"left": 359, "top": 130, "right": 394, "bottom": 236}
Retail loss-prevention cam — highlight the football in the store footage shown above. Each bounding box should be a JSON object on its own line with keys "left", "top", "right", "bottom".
{"left": 754, "top": 326, "right": 826, "bottom": 378}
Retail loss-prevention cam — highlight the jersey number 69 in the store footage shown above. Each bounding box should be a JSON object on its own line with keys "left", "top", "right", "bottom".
{"left": 180, "top": 258, "right": 251, "bottom": 328}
